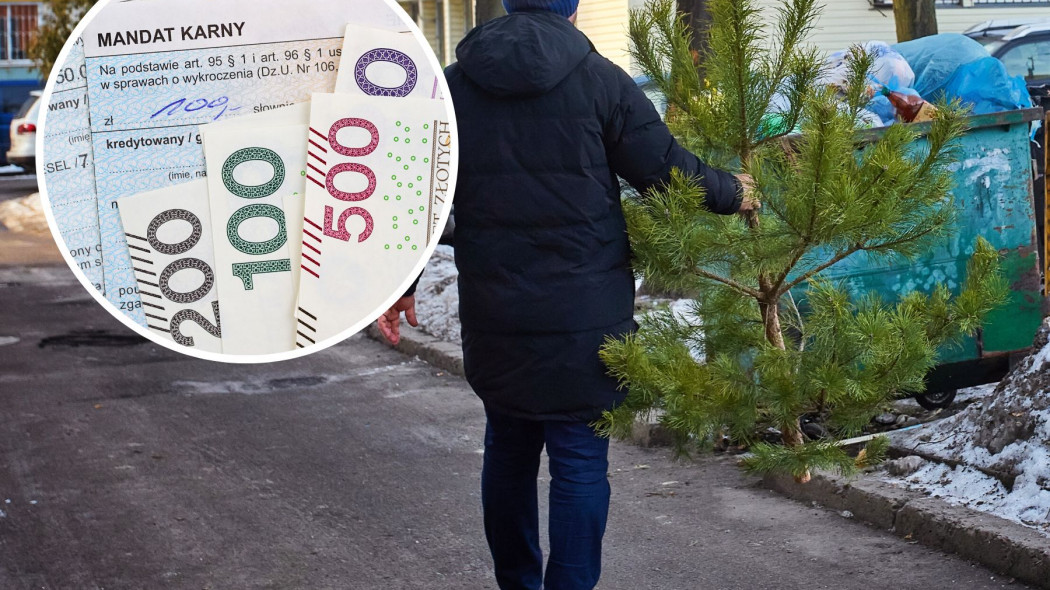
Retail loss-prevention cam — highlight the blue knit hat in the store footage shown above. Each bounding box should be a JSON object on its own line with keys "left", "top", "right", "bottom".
{"left": 502, "top": 0, "right": 580, "bottom": 18}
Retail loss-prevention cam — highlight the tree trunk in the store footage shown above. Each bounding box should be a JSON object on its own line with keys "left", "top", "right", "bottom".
{"left": 759, "top": 296, "right": 785, "bottom": 350}
{"left": 746, "top": 208, "right": 810, "bottom": 483}
{"left": 782, "top": 424, "right": 811, "bottom": 483}
{"left": 893, "top": 0, "right": 938, "bottom": 43}
{"left": 676, "top": 0, "right": 711, "bottom": 61}
{"left": 475, "top": 0, "right": 505, "bottom": 26}
{"left": 745, "top": 210, "right": 786, "bottom": 352}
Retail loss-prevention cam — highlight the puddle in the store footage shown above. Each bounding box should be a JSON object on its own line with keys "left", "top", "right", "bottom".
{"left": 267, "top": 376, "right": 328, "bottom": 389}
{"left": 48, "top": 295, "right": 94, "bottom": 306}
{"left": 174, "top": 363, "right": 413, "bottom": 396}
{"left": 39, "top": 330, "right": 148, "bottom": 348}
{"left": 176, "top": 375, "right": 330, "bottom": 395}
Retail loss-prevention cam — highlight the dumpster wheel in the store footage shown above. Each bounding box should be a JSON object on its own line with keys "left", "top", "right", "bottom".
{"left": 914, "top": 390, "right": 957, "bottom": 410}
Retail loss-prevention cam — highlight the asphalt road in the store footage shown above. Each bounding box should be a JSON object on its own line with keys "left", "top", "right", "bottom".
{"left": 0, "top": 259, "right": 1031, "bottom": 590}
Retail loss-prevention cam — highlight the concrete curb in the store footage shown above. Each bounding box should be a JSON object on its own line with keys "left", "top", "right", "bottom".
{"left": 365, "top": 324, "right": 465, "bottom": 377}
{"left": 367, "top": 325, "right": 1050, "bottom": 588}
{"left": 765, "top": 471, "right": 1050, "bottom": 589}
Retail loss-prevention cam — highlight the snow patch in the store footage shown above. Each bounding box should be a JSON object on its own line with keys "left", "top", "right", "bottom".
{"left": 0, "top": 193, "right": 48, "bottom": 234}
{"left": 885, "top": 319, "right": 1050, "bottom": 536}
{"left": 414, "top": 245, "right": 461, "bottom": 343}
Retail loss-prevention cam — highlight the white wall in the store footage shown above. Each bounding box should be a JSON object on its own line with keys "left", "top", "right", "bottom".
{"left": 578, "top": 0, "right": 633, "bottom": 71}
{"left": 623, "top": 0, "right": 1050, "bottom": 56}
{"left": 755, "top": 0, "right": 1050, "bottom": 54}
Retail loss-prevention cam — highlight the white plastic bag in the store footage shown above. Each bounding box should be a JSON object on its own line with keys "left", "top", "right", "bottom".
{"left": 821, "top": 41, "right": 915, "bottom": 94}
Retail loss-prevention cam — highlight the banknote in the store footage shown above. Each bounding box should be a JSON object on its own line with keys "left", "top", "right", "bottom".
{"left": 201, "top": 104, "right": 308, "bottom": 354}
{"left": 81, "top": 0, "right": 403, "bottom": 326}
{"left": 116, "top": 179, "right": 223, "bottom": 353}
{"left": 294, "top": 92, "right": 452, "bottom": 348}
{"left": 41, "top": 37, "right": 105, "bottom": 294}
{"left": 334, "top": 24, "right": 442, "bottom": 100}
{"left": 283, "top": 191, "right": 306, "bottom": 311}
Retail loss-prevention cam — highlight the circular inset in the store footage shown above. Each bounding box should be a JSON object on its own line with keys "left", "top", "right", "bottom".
{"left": 35, "top": 0, "right": 458, "bottom": 362}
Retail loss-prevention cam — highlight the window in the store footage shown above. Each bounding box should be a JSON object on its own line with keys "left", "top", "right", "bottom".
{"left": 999, "top": 38, "right": 1050, "bottom": 80}
{"left": 0, "top": 4, "right": 39, "bottom": 63}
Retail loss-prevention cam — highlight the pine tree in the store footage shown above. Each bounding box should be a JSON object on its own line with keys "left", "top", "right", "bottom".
{"left": 600, "top": 0, "right": 1007, "bottom": 481}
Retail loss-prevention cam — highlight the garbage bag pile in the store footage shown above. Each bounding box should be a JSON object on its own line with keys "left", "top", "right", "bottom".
{"left": 819, "top": 40, "right": 922, "bottom": 127}
{"left": 771, "top": 33, "right": 1034, "bottom": 131}
{"left": 894, "top": 33, "right": 1033, "bottom": 118}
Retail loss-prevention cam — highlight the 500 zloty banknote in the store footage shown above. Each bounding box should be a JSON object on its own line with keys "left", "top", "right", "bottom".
{"left": 294, "top": 93, "right": 452, "bottom": 348}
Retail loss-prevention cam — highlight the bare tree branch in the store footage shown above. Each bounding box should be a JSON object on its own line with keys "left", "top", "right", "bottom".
{"left": 693, "top": 267, "right": 762, "bottom": 298}
{"left": 778, "top": 244, "right": 861, "bottom": 295}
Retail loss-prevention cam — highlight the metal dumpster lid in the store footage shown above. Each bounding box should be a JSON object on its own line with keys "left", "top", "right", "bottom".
{"left": 855, "top": 107, "right": 1044, "bottom": 144}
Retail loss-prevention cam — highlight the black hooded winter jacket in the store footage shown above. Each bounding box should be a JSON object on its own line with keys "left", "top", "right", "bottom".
{"left": 446, "top": 10, "right": 742, "bottom": 421}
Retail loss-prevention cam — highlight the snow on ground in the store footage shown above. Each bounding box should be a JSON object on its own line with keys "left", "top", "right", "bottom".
{"left": 0, "top": 193, "right": 48, "bottom": 234}
{"left": 414, "top": 245, "right": 461, "bottom": 343}
{"left": 883, "top": 319, "right": 1050, "bottom": 537}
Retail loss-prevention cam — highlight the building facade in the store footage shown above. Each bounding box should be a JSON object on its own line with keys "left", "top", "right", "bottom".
{"left": 752, "top": 0, "right": 1050, "bottom": 54}
{"left": 407, "top": 0, "right": 634, "bottom": 71}
{"left": 0, "top": 0, "right": 41, "bottom": 162}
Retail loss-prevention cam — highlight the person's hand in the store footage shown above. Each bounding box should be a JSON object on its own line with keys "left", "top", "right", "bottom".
{"left": 736, "top": 173, "right": 761, "bottom": 212}
{"left": 376, "top": 295, "right": 418, "bottom": 345}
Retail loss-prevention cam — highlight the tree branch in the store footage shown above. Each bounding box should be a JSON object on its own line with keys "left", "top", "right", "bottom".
{"left": 693, "top": 267, "right": 762, "bottom": 299}
{"left": 779, "top": 244, "right": 862, "bottom": 295}
{"left": 778, "top": 220, "right": 940, "bottom": 297}
{"left": 858, "top": 224, "right": 938, "bottom": 253}
{"left": 772, "top": 239, "right": 811, "bottom": 293}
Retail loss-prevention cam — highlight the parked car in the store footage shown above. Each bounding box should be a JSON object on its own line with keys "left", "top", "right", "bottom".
{"left": 6, "top": 90, "right": 40, "bottom": 172}
{"left": 979, "top": 22, "right": 1050, "bottom": 90}
{"left": 964, "top": 18, "right": 1050, "bottom": 45}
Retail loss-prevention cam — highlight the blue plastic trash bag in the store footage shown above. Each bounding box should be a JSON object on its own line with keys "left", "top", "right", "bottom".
{"left": 943, "top": 57, "right": 1032, "bottom": 114}
{"left": 893, "top": 33, "right": 1032, "bottom": 114}
{"left": 892, "top": 34, "right": 988, "bottom": 97}
{"left": 866, "top": 94, "right": 895, "bottom": 123}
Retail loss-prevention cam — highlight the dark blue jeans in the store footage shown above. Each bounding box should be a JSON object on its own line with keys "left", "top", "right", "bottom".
{"left": 481, "top": 408, "right": 611, "bottom": 590}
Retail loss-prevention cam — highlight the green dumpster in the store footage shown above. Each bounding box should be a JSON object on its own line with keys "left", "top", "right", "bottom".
{"left": 793, "top": 107, "right": 1046, "bottom": 398}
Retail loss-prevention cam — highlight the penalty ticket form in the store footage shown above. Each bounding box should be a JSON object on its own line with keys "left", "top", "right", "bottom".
{"left": 80, "top": 0, "right": 402, "bottom": 324}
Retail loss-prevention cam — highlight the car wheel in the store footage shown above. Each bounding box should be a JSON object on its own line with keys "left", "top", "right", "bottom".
{"left": 915, "top": 390, "right": 957, "bottom": 410}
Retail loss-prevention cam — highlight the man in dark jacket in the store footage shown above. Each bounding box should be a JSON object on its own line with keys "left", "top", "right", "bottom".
{"left": 377, "top": 1, "right": 753, "bottom": 588}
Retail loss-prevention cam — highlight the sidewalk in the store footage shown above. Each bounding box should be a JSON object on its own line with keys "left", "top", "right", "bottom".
{"left": 0, "top": 190, "right": 63, "bottom": 268}
{"left": 371, "top": 323, "right": 1050, "bottom": 590}
{"left": 0, "top": 266, "right": 1029, "bottom": 589}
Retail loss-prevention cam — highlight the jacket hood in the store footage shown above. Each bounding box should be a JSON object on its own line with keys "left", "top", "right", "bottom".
{"left": 455, "top": 11, "right": 592, "bottom": 97}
